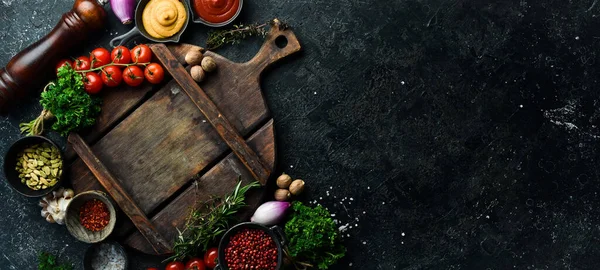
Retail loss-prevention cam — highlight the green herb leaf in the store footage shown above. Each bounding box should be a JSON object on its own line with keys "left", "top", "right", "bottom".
{"left": 285, "top": 202, "right": 346, "bottom": 269}
{"left": 206, "top": 21, "right": 274, "bottom": 50}
{"left": 38, "top": 252, "right": 73, "bottom": 270}
{"left": 37, "top": 65, "right": 101, "bottom": 136}
{"left": 167, "top": 179, "right": 260, "bottom": 262}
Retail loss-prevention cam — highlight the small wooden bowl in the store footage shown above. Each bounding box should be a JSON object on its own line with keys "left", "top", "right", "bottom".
{"left": 65, "top": 190, "right": 117, "bottom": 243}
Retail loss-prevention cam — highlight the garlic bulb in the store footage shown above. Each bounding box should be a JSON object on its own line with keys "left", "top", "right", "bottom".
{"left": 39, "top": 187, "right": 74, "bottom": 225}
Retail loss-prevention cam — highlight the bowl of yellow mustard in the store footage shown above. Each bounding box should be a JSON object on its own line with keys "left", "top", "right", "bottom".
{"left": 110, "top": 0, "right": 190, "bottom": 47}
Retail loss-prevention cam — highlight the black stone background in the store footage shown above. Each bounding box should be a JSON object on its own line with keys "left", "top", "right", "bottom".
{"left": 3, "top": 0, "right": 600, "bottom": 269}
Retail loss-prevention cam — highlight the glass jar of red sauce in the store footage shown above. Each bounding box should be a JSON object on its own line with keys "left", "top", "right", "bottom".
{"left": 193, "top": 0, "right": 241, "bottom": 24}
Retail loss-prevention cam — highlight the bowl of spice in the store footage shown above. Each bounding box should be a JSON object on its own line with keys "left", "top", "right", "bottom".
{"left": 186, "top": 0, "right": 243, "bottom": 27}
{"left": 3, "top": 136, "right": 64, "bottom": 197}
{"left": 83, "top": 241, "right": 129, "bottom": 270}
{"left": 216, "top": 222, "right": 285, "bottom": 270}
{"left": 65, "top": 190, "right": 117, "bottom": 243}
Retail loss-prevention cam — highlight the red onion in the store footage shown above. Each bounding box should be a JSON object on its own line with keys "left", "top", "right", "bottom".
{"left": 251, "top": 201, "right": 291, "bottom": 226}
{"left": 110, "top": 0, "right": 135, "bottom": 24}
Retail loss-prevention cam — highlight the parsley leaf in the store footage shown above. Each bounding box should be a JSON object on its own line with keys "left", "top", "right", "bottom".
{"left": 285, "top": 201, "right": 346, "bottom": 269}
{"left": 39, "top": 65, "right": 101, "bottom": 136}
{"left": 38, "top": 252, "right": 73, "bottom": 270}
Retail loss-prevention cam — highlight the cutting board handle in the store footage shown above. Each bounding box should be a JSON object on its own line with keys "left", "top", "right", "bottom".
{"left": 247, "top": 19, "right": 301, "bottom": 76}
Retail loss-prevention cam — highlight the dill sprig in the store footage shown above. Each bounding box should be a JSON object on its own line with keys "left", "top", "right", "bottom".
{"left": 206, "top": 19, "right": 289, "bottom": 50}
{"left": 167, "top": 179, "right": 260, "bottom": 262}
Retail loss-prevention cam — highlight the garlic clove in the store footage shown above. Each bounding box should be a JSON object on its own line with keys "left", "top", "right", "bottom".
{"left": 41, "top": 208, "right": 49, "bottom": 218}
{"left": 53, "top": 187, "right": 64, "bottom": 199}
{"left": 63, "top": 189, "right": 74, "bottom": 199}
{"left": 46, "top": 215, "right": 56, "bottom": 223}
{"left": 39, "top": 199, "right": 48, "bottom": 208}
{"left": 55, "top": 215, "right": 65, "bottom": 225}
{"left": 39, "top": 187, "right": 74, "bottom": 225}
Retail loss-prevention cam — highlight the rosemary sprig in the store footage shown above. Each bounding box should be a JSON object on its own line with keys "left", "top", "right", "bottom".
{"left": 166, "top": 179, "right": 260, "bottom": 262}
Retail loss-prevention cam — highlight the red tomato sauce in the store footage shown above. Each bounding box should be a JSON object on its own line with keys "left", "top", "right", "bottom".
{"left": 193, "top": 0, "right": 240, "bottom": 24}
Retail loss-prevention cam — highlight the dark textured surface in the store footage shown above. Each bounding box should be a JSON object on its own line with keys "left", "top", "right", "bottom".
{"left": 2, "top": 0, "right": 600, "bottom": 269}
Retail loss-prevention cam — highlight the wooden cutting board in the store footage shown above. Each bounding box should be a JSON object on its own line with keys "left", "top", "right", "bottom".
{"left": 66, "top": 20, "right": 301, "bottom": 255}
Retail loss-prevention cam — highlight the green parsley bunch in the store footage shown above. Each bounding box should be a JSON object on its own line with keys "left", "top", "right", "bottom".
{"left": 20, "top": 65, "right": 101, "bottom": 136}
{"left": 285, "top": 201, "right": 346, "bottom": 269}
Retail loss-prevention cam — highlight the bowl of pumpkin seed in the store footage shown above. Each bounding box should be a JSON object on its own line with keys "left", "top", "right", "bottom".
{"left": 3, "top": 136, "right": 64, "bottom": 197}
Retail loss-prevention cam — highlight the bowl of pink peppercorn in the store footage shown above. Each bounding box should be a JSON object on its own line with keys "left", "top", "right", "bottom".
{"left": 215, "top": 222, "right": 286, "bottom": 270}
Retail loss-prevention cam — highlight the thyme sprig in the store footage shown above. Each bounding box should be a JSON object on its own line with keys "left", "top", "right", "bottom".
{"left": 167, "top": 179, "right": 260, "bottom": 262}
{"left": 206, "top": 19, "right": 289, "bottom": 50}
{"left": 206, "top": 22, "right": 268, "bottom": 50}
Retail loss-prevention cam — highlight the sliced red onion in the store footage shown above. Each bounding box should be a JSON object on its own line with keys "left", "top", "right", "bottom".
{"left": 251, "top": 201, "right": 291, "bottom": 226}
{"left": 110, "top": 0, "right": 135, "bottom": 24}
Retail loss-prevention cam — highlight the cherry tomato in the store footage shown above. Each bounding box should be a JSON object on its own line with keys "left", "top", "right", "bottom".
{"left": 144, "top": 63, "right": 165, "bottom": 84}
{"left": 146, "top": 268, "right": 159, "bottom": 270}
{"left": 203, "top": 247, "right": 218, "bottom": 268}
{"left": 55, "top": 59, "right": 73, "bottom": 73}
{"left": 101, "top": 66, "right": 123, "bottom": 87}
{"left": 90, "top": 48, "right": 111, "bottom": 68}
{"left": 83, "top": 72, "right": 103, "bottom": 94}
{"left": 111, "top": 46, "right": 131, "bottom": 64}
{"left": 131, "top": 44, "right": 152, "bottom": 63}
{"left": 74, "top": 56, "right": 91, "bottom": 72}
{"left": 185, "top": 258, "right": 206, "bottom": 270}
{"left": 165, "top": 261, "right": 185, "bottom": 270}
{"left": 123, "top": 65, "right": 144, "bottom": 87}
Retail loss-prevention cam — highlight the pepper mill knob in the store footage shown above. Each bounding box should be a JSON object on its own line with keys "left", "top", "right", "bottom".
{"left": 0, "top": 0, "right": 106, "bottom": 115}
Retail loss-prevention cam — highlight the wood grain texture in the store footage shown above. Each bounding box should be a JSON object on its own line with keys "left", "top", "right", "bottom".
{"left": 68, "top": 21, "right": 300, "bottom": 254}
{"left": 124, "top": 119, "right": 276, "bottom": 254}
{"left": 68, "top": 134, "right": 171, "bottom": 254}
{"left": 151, "top": 44, "right": 271, "bottom": 185}
{"left": 64, "top": 44, "right": 203, "bottom": 160}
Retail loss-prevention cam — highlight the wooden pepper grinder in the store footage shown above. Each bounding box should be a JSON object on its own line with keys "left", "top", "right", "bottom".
{"left": 0, "top": 0, "right": 106, "bottom": 115}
